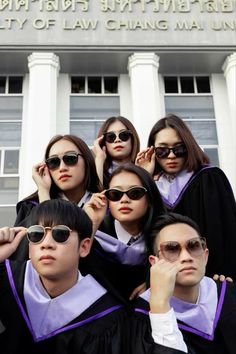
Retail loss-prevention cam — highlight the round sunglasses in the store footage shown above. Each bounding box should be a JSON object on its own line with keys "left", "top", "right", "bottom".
{"left": 105, "top": 186, "right": 147, "bottom": 202}
{"left": 155, "top": 144, "right": 187, "bottom": 159}
{"left": 45, "top": 152, "right": 83, "bottom": 170}
{"left": 157, "top": 237, "right": 207, "bottom": 262}
{"left": 103, "top": 130, "right": 133, "bottom": 144}
{"left": 27, "top": 225, "right": 72, "bottom": 244}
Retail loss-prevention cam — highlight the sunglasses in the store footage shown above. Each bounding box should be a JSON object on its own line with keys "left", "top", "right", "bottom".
{"left": 155, "top": 144, "right": 187, "bottom": 159}
{"left": 105, "top": 186, "right": 147, "bottom": 202}
{"left": 157, "top": 237, "right": 207, "bottom": 262}
{"left": 27, "top": 225, "right": 72, "bottom": 244}
{"left": 103, "top": 130, "right": 133, "bottom": 143}
{"left": 45, "top": 152, "right": 83, "bottom": 170}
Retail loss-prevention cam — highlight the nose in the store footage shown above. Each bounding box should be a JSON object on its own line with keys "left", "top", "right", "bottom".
{"left": 40, "top": 231, "right": 55, "bottom": 249}
{"left": 114, "top": 134, "right": 121, "bottom": 143}
{"left": 167, "top": 149, "right": 176, "bottom": 158}
{"left": 178, "top": 247, "right": 193, "bottom": 262}
{"left": 120, "top": 193, "right": 130, "bottom": 202}
{"left": 59, "top": 158, "right": 68, "bottom": 170}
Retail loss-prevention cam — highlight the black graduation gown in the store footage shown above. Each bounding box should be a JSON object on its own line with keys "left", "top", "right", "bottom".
{"left": 162, "top": 166, "right": 236, "bottom": 279}
{"left": 134, "top": 281, "right": 236, "bottom": 354}
{"left": 80, "top": 213, "right": 149, "bottom": 303}
{"left": 0, "top": 260, "right": 186, "bottom": 354}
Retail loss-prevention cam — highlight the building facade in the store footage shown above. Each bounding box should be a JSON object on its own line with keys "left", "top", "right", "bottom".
{"left": 0, "top": 0, "right": 236, "bottom": 226}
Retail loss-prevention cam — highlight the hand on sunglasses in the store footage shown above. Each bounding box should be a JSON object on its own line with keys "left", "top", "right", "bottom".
{"left": 0, "top": 226, "right": 27, "bottom": 262}
{"left": 83, "top": 192, "right": 108, "bottom": 236}
{"left": 92, "top": 136, "right": 107, "bottom": 162}
{"left": 32, "top": 162, "right": 52, "bottom": 202}
{"left": 135, "top": 147, "right": 156, "bottom": 176}
{"left": 149, "top": 256, "right": 181, "bottom": 314}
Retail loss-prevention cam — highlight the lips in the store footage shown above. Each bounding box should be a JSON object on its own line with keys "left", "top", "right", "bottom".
{"left": 39, "top": 255, "right": 56, "bottom": 261}
{"left": 180, "top": 267, "right": 196, "bottom": 272}
{"left": 114, "top": 145, "right": 123, "bottom": 150}
{"left": 59, "top": 174, "right": 71, "bottom": 180}
{"left": 118, "top": 207, "right": 132, "bottom": 212}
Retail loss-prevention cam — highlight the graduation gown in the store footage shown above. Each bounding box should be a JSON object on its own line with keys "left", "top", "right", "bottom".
{"left": 80, "top": 213, "right": 149, "bottom": 303}
{"left": 159, "top": 166, "right": 236, "bottom": 279}
{"left": 0, "top": 260, "right": 185, "bottom": 354}
{"left": 134, "top": 280, "right": 236, "bottom": 354}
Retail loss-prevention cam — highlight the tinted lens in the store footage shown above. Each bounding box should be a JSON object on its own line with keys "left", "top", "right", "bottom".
{"left": 105, "top": 189, "right": 123, "bottom": 201}
{"left": 62, "top": 153, "right": 79, "bottom": 166}
{"left": 155, "top": 147, "right": 170, "bottom": 158}
{"left": 27, "top": 225, "right": 45, "bottom": 243}
{"left": 155, "top": 145, "right": 186, "bottom": 158}
{"left": 52, "top": 225, "right": 71, "bottom": 243}
{"left": 186, "top": 237, "right": 206, "bottom": 256}
{"left": 173, "top": 145, "right": 187, "bottom": 158}
{"left": 126, "top": 187, "right": 147, "bottom": 200}
{"left": 161, "top": 242, "right": 181, "bottom": 262}
{"left": 119, "top": 130, "right": 132, "bottom": 142}
{"left": 46, "top": 156, "right": 60, "bottom": 169}
{"left": 104, "top": 132, "right": 116, "bottom": 143}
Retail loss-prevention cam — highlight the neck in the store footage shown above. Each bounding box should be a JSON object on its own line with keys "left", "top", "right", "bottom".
{"left": 64, "top": 188, "right": 86, "bottom": 204}
{"left": 40, "top": 269, "right": 79, "bottom": 298}
{"left": 120, "top": 221, "right": 141, "bottom": 236}
{"left": 112, "top": 156, "right": 131, "bottom": 164}
{"left": 173, "top": 283, "right": 200, "bottom": 304}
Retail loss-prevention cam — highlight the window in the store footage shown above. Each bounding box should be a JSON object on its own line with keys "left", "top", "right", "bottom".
{"left": 164, "top": 76, "right": 211, "bottom": 94}
{"left": 0, "top": 76, "right": 23, "bottom": 227}
{"left": 0, "top": 76, "right": 23, "bottom": 94}
{"left": 164, "top": 76, "right": 218, "bottom": 166}
{"left": 70, "top": 76, "right": 120, "bottom": 146}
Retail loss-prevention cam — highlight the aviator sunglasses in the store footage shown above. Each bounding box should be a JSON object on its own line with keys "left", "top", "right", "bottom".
{"left": 155, "top": 144, "right": 187, "bottom": 159}
{"left": 105, "top": 186, "right": 147, "bottom": 202}
{"left": 27, "top": 225, "right": 72, "bottom": 244}
{"left": 45, "top": 152, "right": 83, "bottom": 170}
{"left": 103, "top": 130, "right": 133, "bottom": 144}
{"left": 157, "top": 237, "right": 207, "bottom": 262}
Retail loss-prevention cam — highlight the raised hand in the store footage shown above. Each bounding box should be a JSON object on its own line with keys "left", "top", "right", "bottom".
{"left": 32, "top": 162, "right": 51, "bottom": 202}
{"left": 83, "top": 192, "right": 108, "bottom": 236}
{"left": 135, "top": 146, "right": 156, "bottom": 176}
{"left": 92, "top": 136, "right": 107, "bottom": 184}
{"left": 149, "top": 256, "right": 181, "bottom": 313}
{"left": 0, "top": 227, "right": 27, "bottom": 262}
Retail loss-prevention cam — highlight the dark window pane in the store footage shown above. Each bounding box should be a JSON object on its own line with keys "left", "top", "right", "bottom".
{"left": 164, "top": 77, "right": 178, "bottom": 93}
{"left": 196, "top": 76, "right": 210, "bottom": 93}
{"left": 71, "top": 77, "right": 85, "bottom": 93}
{"left": 180, "top": 77, "right": 194, "bottom": 93}
{"left": 104, "top": 77, "right": 118, "bottom": 94}
{"left": 0, "top": 77, "right": 6, "bottom": 93}
{"left": 8, "top": 77, "right": 23, "bottom": 94}
{"left": 88, "top": 77, "right": 101, "bottom": 94}
{"left": 4, "top": 150, "right": 19, "bottom": 174}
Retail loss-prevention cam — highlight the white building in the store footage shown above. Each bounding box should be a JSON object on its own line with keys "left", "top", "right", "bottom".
{"left": 0, "top": 0, "right": 236, "bottom": 226}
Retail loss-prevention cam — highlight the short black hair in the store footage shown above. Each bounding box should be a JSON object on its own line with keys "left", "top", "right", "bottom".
{"left": 30, "top": 199, "right": 93, "bottom": 241}
{"left": 150, "top": 212, "right": 201, "bottom": 255}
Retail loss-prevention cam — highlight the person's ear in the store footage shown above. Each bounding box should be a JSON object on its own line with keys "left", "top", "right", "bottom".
{"left": 149, "top": 255, "right": 158, "bottom": 266}
{"left": 204, "top": 248, "right": 209, "bottom": 265}
{"left": 79, "top": 238, "right": 91, "bottom": 258}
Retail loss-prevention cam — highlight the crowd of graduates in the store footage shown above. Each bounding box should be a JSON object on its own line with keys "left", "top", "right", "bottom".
{"left": 0, "top": 114, "right": 236, "bottom": 353}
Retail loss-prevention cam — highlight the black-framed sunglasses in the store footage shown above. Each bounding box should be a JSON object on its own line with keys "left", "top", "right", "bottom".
{"left": 103, "top": 130, "right": 133, "bottom": 143}
{"left": 45, "top": 152, "right": 83, "bottom": 170}
{"left": 105, "top": 186, "right": 147, "bottom": 202}
{"left": 157, "top": 237, "right": 207, "bottom": 262}
{"left": 27, "top": 225, "right": 72, "bottom": 244}
{"left": 155, "top": 144, "right": 187, "bottom": 159}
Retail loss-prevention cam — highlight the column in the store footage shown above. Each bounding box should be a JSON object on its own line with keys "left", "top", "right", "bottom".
{"left": 19, "top": 52, "right": 60, "bottom": 200}
{"left": 222, "top": 53, "right": 236, "bottom": 194}
{"left": 128, "top": 53, "right": 161, "bottom": 148}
